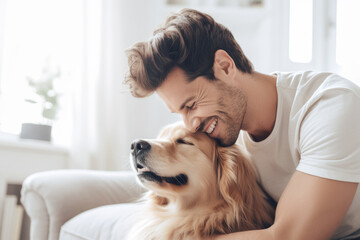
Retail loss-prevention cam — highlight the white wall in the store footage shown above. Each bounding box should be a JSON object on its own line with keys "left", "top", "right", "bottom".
{"left": 116, "top": 0, "right": 181, "bottom": 169}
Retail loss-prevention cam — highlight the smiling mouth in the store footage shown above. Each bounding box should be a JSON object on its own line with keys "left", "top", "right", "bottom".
{"left": 137, "top": 164, "right": 188, "bottom": 186}
{"left": 205, "top": 118, "right": 218, "bottom": 134}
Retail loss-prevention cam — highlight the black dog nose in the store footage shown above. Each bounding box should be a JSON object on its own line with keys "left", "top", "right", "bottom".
{"left": 131, "top": 139, "right": 151, "bottom": 156}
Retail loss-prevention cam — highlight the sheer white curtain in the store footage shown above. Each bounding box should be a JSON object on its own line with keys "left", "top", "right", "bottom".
{"left": 0, "top": 0, "right": 5, "bottom": 89}
{"left": 71, "top": 0, "right": 129, "bottom": 170}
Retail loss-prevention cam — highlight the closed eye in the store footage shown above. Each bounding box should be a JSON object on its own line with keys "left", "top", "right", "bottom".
{"left": 186, "top": 102, "right": 196, "bottom": 110}
{"left": 176, "top": 138, "right": 194, "bottom": 145}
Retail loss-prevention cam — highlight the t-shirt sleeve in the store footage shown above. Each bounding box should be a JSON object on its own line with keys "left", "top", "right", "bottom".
{"left": 296, "top": 88, "right": 360, "bottom": 183}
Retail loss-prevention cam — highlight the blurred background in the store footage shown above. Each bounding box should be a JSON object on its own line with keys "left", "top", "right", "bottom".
{"left": 0, "top": 0, "right": 359, "bottom": 172}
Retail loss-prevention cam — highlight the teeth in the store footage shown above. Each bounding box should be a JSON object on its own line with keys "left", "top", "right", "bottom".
{"left": 138, "top": 167, "right": 150, "bottom": 173}
{"left": 206, "top": 119, "right": 217, "bottom": 134}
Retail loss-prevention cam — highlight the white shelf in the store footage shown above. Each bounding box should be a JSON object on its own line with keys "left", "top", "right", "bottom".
{"left": 0, "top": 132, "right": 68, "bottom": 154}
{"left": 164, "top": 4, "right": 268, "bottom": 15}
{"left": 159, "top": 0, "right": 270, "bottom": 28}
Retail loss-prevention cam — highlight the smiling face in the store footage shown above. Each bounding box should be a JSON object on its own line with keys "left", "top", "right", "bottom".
{"left": 157, "top": 67, "right": 247, "bottom": 147}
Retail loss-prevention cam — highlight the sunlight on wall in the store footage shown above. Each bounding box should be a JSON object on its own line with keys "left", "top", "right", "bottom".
{"left": 0, "top": 0, "right": 83, "bottom": 144}
{"left": 336, "top": 0, "right": 360, "bottom": 82}
{"left": 288, "top": 0, "right": 313, "bottom": 63}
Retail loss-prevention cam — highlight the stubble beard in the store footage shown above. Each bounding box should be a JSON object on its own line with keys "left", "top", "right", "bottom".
{"left": 215, "top": 83, "right": 247, "bottom": 147}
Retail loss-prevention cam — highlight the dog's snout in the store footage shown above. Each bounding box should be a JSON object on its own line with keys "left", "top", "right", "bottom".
{"left": 131, "top": 139, "right": 151, "bottom": 156}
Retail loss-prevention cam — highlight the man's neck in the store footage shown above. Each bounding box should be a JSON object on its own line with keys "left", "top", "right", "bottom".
{"left": 239, "top": 71, "right": 278, "bottom": 142}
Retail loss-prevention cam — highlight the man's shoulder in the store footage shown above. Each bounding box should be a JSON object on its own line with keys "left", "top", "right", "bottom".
{"left": 275, "top": 70, "right": 360, "bottom": 110}
{"left": 276, "top": 70, "right": 360, "bottom": 93}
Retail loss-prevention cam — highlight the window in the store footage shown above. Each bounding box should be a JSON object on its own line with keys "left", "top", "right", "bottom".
{"left": 0, "top": 0, "right": 84, "bottom": 145}
{"left": 336, "top": 0, "right": 360, "bottom": 81}
{"left": 289, "top": 0, "right": 313, "bottom": 63}
{"left": 286, "top": 0, "right": 360, "bottom": 84}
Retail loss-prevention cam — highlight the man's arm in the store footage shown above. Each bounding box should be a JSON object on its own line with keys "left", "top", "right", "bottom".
{"left": 215, "top": 171, "right": 358, "bottom": 240}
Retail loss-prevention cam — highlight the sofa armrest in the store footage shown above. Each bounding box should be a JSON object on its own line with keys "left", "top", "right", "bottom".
{"left": 20, "top": 170, "right": 145, "bottom": 240}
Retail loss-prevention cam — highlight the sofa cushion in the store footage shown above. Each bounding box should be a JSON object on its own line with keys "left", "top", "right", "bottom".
{"left": 59, "top": 203, "right": 142, "bottom": 240}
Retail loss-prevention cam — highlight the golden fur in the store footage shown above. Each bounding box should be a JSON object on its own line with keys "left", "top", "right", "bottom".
{"left": 127, "top": 122, "right": 274, "bottom": 240}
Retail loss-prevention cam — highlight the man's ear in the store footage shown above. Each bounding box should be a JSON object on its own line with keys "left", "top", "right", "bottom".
{"left": 213, "top": 49, "right": 236, "bottom": 81}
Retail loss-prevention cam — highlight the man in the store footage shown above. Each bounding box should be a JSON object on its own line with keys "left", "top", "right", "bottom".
{"left": 124, "top": 8, "right": 360, "bottom": 240}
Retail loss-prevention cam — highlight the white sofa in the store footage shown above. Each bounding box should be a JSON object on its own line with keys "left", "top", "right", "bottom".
{"left": 20, "top": 170, "right": 147, "bottom": 240}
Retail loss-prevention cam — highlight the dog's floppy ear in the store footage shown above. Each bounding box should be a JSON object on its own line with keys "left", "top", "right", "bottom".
{"left": 216, "top": 144, "right": 274, "bottom": 230}
{"left": 216, "top": 145, "right": 257, "bottom": 209}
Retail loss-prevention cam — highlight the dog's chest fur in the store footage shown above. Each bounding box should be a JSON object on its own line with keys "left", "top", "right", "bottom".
{"left": 126, "top": 203, "right": 232, "bottom": 240}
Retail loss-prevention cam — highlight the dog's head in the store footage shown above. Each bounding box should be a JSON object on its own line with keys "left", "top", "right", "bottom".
{"left": 130, "top": 122, "right": 217, "bottom": 205}
{"left": 130, "top": 122, "right": 274, "bottom": 231}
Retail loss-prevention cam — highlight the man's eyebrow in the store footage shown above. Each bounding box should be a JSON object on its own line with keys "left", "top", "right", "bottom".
{"left": 179, "top": 96, "right": 195, "bottom": 111}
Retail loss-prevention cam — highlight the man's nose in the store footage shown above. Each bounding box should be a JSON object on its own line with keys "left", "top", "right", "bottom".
{"left": 131, "top": 139, "right": 151, "bottom": 156}
{"left": 183, "top": 116, "right": 201, "bottom": 133}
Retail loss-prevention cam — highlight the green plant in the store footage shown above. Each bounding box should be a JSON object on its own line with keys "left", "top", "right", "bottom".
{"left": 25, "top": 66, "right": 60, "bottom": 122}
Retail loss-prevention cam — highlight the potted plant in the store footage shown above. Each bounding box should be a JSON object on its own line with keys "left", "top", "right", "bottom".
{"left": 19, "top": 66, "right": 60, "bottom": 142}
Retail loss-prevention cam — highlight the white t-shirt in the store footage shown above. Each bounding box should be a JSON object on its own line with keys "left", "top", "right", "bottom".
{"left": 238, "top": 71, "right": 360, "bottom": 239}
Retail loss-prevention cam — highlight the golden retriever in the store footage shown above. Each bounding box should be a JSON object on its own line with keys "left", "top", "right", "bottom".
{"left": 127, "top": 122, "right": 274, "bottom": 240}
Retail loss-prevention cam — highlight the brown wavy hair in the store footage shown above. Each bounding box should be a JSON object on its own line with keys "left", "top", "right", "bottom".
{"left": 124, "top": 8, "right": 253, "bottom": 97}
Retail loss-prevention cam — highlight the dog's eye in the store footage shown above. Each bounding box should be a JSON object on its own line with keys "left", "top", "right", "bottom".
{"left": 176, "top": 138, "right": 193, "bottom": 145}
{"left": 176, "top": 138, "right": 186, "bottom": 144}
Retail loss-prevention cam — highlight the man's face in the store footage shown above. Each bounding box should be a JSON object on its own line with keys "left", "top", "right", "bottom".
{"left": 157, "top": 67, "right": 247, "bottom": 147}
